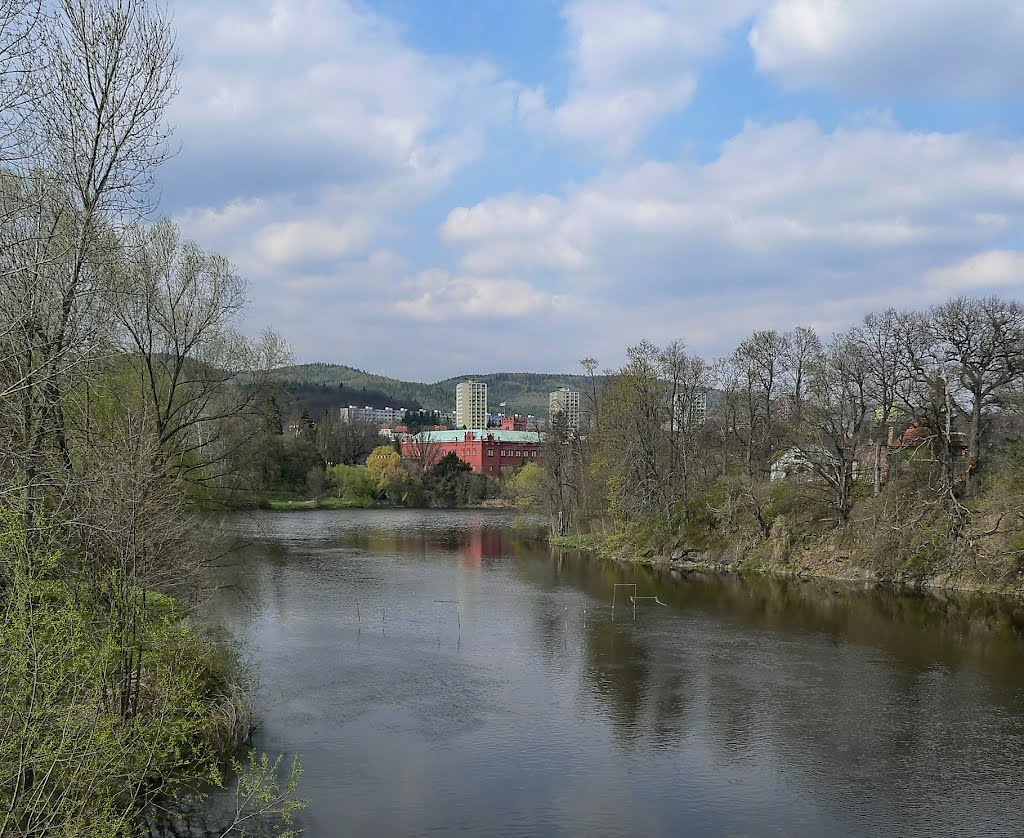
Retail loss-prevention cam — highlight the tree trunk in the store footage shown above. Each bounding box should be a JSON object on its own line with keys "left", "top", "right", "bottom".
{"left": 966, "top": 396, "right": 981, "bottom": 498}
{"left": 873, "top": 440, "right": 882, "bottom": 496}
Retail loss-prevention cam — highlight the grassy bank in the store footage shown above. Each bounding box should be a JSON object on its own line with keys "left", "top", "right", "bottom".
{"left": 549, "top": 533, "right": 606, "bottom": 551}
{"left": 261, "top": 492, "right": 516, "bottom": 512}
{"left": 551, "top": 527, "right": 1024, "bottom": 598}
{"left": 265, "top": 493, "right": 371, "bottom": 510}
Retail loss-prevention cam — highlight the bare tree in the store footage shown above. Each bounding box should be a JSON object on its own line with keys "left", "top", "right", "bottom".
{"left": 111, "top": 219, "right": 289, "bottom": 495}
{"left": 856, "top": 309, "right": 908, "bottom": 494}
{"left": 579, "top": 356, "right": 600, "bottom": 429}
{"left": 540, "top": 411, "right": 583, "bottom": 535}
{"left": 798, "top": 330, "right": 871, "bottom": 525}
{"left": 784, "top": 325, "right": 822, "bottom": 421}
{"left": 727, "top": 329, "right": 790, "bottom": 477}
{"left": 660, "top": 340, "right": 711, "bottom": 503}
{"left": 928, "top": 296, "right": 1024, "bottom": 497}
{"left": 0, "top": 0, "right": 178, "bottom": 523}
{"left": 403, "top": 429, "right": 446, "bottom": 474}
{"left": 891, "top": 310, "right": 960, "bottom": 499}
{"left": 0, "top": 1, "right": 42, "bottom": 168}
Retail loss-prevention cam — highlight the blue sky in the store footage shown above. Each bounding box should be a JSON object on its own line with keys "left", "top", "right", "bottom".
{"left": 163, "top": 0, "right": 1024, "bottom": 380}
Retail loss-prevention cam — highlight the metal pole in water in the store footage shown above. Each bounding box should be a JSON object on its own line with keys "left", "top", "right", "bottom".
{"left": 356, "top": 600, "right": 361, "bottom": 623}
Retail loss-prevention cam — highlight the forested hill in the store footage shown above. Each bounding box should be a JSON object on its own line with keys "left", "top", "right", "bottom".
{"left": 272, "top": 363, "right": 595, "bottom": 418}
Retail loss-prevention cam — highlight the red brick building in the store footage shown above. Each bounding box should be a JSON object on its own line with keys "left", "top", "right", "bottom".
{"left": 402, "top": 429, "right": 543, "bottom": 475}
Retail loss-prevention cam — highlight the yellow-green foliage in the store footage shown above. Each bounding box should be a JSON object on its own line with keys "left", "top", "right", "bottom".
{"left": 366, "top": 445, "right": 401, "bottom": 490}
{"left": 510, "top": 461, "right": 548, "bottom": 510}
{"left": 0, "top": 513, "right": 254, "bottom": 836}
{"left": 329, "top": 463, "right": 378, "bottom": 505}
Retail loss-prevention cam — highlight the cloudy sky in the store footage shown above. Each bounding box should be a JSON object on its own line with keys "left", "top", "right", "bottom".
{"left": 163, "top": 0, "right": 1024, "bottom": 381}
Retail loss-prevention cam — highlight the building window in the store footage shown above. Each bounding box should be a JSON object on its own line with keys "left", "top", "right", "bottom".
{"left": 487, "top": 449, "right": 494, "bottom": 456}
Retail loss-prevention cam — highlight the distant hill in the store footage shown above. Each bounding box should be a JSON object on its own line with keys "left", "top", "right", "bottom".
{"left": 272, "top": 363, "right": 595, "bottom": 419}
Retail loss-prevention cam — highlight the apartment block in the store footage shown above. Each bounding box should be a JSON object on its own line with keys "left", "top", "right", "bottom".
{"left": 339, "top": 405, "right": 407, "bottom": 425}
{"left": 548, "top": 387, "right": 581, "bottom": 430}
{"left": 455, "top": 379, "right": 488, "bottom": 429}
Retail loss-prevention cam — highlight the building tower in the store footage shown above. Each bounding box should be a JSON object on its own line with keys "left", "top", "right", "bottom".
{"left": 455, "top": 379, "right": 488, "bottom": 429}
{"left": 548, "top": 387, "right": 581, "bottom": 430}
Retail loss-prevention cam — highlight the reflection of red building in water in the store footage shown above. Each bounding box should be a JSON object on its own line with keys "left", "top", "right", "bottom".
{"left": 461, "top": 528, "right": 506, "bottom": 567}
{"left": 402, "top": 430, "right": 543, "bottom": 475}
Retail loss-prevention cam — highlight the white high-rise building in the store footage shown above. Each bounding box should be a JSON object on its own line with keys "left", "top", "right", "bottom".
{"left": 548, "top": 387, "right": 581, "bottom": 430}
{"left": 455, "top": 380, "right": 488, "bottom": 429}
{"left": 672, "top": 390, "right": 708, "bottom": 430}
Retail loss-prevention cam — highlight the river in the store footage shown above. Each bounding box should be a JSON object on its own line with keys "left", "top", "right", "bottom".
{"left": 201, "top": 509, "right": 1024, "bottom": 837}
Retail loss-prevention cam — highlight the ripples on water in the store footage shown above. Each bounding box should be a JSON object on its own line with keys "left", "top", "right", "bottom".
{"left": 197, "top": 509, "right": 1024, "bottom": 837}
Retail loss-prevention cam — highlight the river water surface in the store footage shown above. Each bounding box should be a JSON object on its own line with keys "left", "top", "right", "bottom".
{"left": 204, "top": 509, "right": 1024, "bottom": 837}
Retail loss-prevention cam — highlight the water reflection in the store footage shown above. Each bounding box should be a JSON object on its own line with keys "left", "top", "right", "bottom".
{"left": 202, "top": 510, "right": 1024, "bottom": 838}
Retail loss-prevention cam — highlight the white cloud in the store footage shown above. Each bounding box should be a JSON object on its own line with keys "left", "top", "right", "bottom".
{"left": 533, "top": 0, "right": 766, "bottom": 155}
{"left": 156, "top": 0, "right": 1024, "bottom": 378}
{"left": 441, "top": 118, "right": 1024, "bottom": 356}
{"left": 252, "top": 218, "right": 375, "bottom": 267}
{"left": 394, "top": 269, "right": 568, "bottom": 322}
{"left": 165, "top": 0, "right": 521, "bottom": 241}
{"left": 161, "top": 0, "right": 536, "bottom": 366}
{"left": 176, "top": 198, "right": 267, "bottom": 239}
{"left": 750, "top": 0, "right": 1024, "bottom": 96}
{"left": 443, "top": 194, "right": 564, "bottom": 241}
{"left": 923, "top": 251, "right": 1024, "bottom": 294}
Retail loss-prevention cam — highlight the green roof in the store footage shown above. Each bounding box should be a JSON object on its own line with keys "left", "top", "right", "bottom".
{"left": 414, "top": 429, "right": 543, "bottom": 444}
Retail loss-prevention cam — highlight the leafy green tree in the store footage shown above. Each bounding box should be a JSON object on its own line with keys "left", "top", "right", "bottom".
{"left": 425, "top": 453, "right": 473, "bottom": 507}
{"left": 367, "top": 445, "right": 401, "bottom": 492}
{"left": 329, "top": 465, "right": 377, "bottom": 506}
{"left": 511, "top": 461, "right": 549, "bottom": 510}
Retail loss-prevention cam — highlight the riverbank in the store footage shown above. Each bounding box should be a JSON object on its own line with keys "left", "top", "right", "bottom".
{"left": 262, "top": 494, "right": 516, "bottom": 511}
{"left": 550, "top": 526, "right": 1024, "bottom": 600}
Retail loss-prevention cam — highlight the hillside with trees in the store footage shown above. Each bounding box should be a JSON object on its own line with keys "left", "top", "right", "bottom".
{"left": 516, "top": 295, "right": 1024, "bottom": 595}
{"left": 273, "top": 363, "right": 596, "bottom": 418}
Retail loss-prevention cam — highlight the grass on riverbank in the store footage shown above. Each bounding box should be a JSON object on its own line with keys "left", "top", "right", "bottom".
{"left": 549, "top": 533, "right": 607, "bottom": 552}
{"left": 263, "top": 492, "right": 519, "bottom": 512}
{"left": 264, "top": 492, "right": 372, "bottom": 511}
